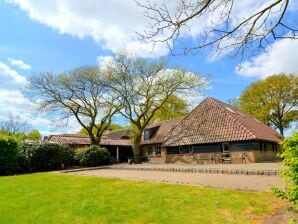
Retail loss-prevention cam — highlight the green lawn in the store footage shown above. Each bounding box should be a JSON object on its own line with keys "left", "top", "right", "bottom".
{"left": 0, "top": 173, "right": 285, "bottom": 224}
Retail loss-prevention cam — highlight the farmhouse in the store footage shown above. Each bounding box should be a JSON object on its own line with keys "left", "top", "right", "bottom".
{"left": 47, "top": 97, "right": 282, "bottom": 164}
{"left": 144, "top": 97, "right": 282, "bottom": 164}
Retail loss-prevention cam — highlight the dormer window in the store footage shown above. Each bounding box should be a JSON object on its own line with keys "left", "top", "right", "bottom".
{"left": 144, "top": 126, "right": 159, "bottom": 140}
{"left": 144, "top": 129, "right": 152, "bottom": 140}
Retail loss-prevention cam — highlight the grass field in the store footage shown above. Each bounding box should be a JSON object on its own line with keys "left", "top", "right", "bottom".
{"left": 0, "top": 173, "right": 286, "bottom": 224}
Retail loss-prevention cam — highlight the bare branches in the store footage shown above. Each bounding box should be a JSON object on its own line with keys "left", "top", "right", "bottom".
{"left": 24, "top": 66, "right": 121, "bottom": 145}
{"left": 137, "top": 0, "right": 297, "bottom": 58}
{"left": 101, "top": 52, "right": 207, "bottom": 162}
{"left": 0, "top": 114, "right": 31, "bottom": 134}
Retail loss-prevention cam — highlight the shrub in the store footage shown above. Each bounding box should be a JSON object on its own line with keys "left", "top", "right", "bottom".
{"left": 18, "top": 143, "right": 75, "bottom": 172}
{"left": 273, "top": 132, "right": 298, "bottom": 208}
{"left": 78, "top": 145, "right": 111, "bottom": 166}
{"left": 0, "top": 138, "right": 18, "bottom": 175}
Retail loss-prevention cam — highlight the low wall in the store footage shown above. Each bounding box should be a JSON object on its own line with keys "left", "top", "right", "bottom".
{"left": 147, "top": 150, "right": 279, "bottom": 164}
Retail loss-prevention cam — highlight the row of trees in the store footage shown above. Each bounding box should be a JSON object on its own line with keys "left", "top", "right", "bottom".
{"left": 25, "top": 52, "right": 207, "bottom": 163}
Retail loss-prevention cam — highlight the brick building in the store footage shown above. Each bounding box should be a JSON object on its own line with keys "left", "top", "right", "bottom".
{"left": 48, "top": 97, "right": 282, "bottom": 164}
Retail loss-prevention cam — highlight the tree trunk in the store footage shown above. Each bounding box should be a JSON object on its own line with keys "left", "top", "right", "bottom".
{"left": 278, "top": 126, "right": 284, "bottom": 136}
{"left": 132, "top": 131, "right": 143, "bottom": 164}
{"left": 89, "top": 133, "right": 98, "bottom": 145}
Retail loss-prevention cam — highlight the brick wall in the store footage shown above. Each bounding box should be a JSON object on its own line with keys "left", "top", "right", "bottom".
{"left": 146, "top": 148, "right": 279, "bottom": 164}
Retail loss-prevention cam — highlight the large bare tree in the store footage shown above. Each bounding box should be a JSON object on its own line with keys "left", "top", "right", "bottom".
{"left": 25, "top": 66, "right": 121, "bottom": 145}
{"left": 101, "top": 52, "right": 207, "bottom": 163}
{"left": 137, "top": 0, "right": 297, "bottom": 57}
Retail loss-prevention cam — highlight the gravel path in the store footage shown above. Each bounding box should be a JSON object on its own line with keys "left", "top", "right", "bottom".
{"left": 112, "top": 162, "right": 285, "bottom": 171}
{"left": 68, "top": 169, "right": 284, "bottom": 192}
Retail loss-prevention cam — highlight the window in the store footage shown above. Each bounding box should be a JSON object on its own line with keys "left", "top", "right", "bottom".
{"left": 179, "top": 145, "right": 192, "bottom": 154}
{"left": 167, "top": 147, "right": 179, "bottom": 154}
{"left": 155, "top": 146, "right": 161, "bottom": 155}
{"left": 144, "top": 129, "right": 151, "bottom": 140}
{"left": 259, "top": 142, "right": 263, "bottom": 152}
{"left": 222, "top": 142, "right": 229, "bottom": 153}
{"left": 143, "top": 127, "right": 159, "bottom": 140}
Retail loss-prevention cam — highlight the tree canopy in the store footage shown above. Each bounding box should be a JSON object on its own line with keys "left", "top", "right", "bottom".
{"left": 25, "top": 66, "right": 122, "bottom": 145}
{"left": 150, "top": 95, "right": 189, "bottom": 123}
{"left": 101, "top": 52, "right": 207, "bottom": 163}
{"left": 27, "top": 129, "right": 42, "bottom": 140}
{"left": 239, "top": 73, "right": 298, "bottom": 135}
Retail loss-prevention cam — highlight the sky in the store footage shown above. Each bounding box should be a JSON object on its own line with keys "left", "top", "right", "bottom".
{"left": 0, "top": 0, "right": 297, "bottom": 136}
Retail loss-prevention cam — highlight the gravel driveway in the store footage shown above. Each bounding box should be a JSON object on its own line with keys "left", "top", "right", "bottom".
{"left": 68, "top": 168, "right": 284, "bottom": 191}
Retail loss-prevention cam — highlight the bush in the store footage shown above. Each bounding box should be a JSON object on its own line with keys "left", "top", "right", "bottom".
{"left": 78, "top": 145, "right": 111, "bottom": 166}
{"left": 18, "top": 143, "right": 75, "bottom": 172}
{"left": 0, "top": 138, "right": 18, "bottom": 175}
{"left": 273, "top": 132, "right": 298, "bottom": 208}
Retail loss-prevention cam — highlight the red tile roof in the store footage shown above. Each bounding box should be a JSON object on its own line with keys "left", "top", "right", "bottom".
{"left": 142, "top": 118, "right": 182, "bottom": 145}
{"left": 47, "top": 133, "right": 131, "bottom": 147}
{"left": 163, "top": 97, "right": 282, "bottom": 146}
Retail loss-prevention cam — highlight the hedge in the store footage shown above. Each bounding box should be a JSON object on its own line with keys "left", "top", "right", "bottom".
{"left": 0, "top": 138, "right": 18, "bottom": 175}
{"left": 18, "top": 143, "right": 75, "bottom": 172}
{"left": 78, "top": 145, "right": 111, "bottom": 166}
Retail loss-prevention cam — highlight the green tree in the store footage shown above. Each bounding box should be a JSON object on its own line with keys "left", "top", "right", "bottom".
{"left": 24, "top": 66, "right": 122, "bottom": 145}
{"left": 150, "top": 95, "right": 188, "bottom": 123}
{"left": 239, "top": 74, "right": 298, "bottom": 135}
{"left": 273, "top": 132, "right": 298, "bottom": 209}
{"left": 102, "top": 52, "right": 207, "bottom": 163}
{"left": 27, "top": 129, "right": 42, "bottom": 140}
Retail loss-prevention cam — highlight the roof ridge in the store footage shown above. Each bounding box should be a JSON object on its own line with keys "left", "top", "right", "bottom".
{"left": 208, "top": 98, "right": 257, "bottom": 139}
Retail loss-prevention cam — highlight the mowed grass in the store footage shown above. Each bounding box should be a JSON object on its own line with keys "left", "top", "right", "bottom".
{"left": 0, "top": 173, "right": 286, "bottom": 224}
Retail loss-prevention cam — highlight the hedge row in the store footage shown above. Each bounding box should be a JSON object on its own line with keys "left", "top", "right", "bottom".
{"left": 0, "top": 139, "right": 111, "bottom": 175}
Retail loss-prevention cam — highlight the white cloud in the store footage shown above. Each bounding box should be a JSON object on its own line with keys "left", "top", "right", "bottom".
{"left": 236, "top": 39, "right": 298, "bottom": 78}
{"left": 0, "top": 61, "right": 27, "bottom": 86}
{"left": 8, "top": 57, "right": 31, "bottom": 70}
{"left": 8, "top": 0, "right": 169, "bottom": 58}
{"left": 0, "top": 61, "right": 81, "bottom": 136}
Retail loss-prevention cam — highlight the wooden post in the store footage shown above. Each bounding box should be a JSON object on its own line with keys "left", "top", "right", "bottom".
{"left": 116, "top": 146, "right": 119, "bottom": 162}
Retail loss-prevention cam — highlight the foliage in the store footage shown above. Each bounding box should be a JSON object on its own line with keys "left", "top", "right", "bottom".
{"left": 0, "top": 138, "right": 18, "bottom": 175}
{"left": 239, "top": 74, "right": 298, "bottom": 135}
{"left": 150, "top": 95, "right": 188, "bottom": 123}
{"left": 0, "top": 173, "right": 288, "bottom": 224}
{"left": 78, "top": 123, "right": 125, "bottom": 135}
{"left": 0, "top": 131, "right": 26, "bottom": 143}
{"left": 102, "top": 52, "right": 207, "bottom": 163}
{"left": 18, "top": 143, "right": 75, "bottom": 172}
{"left": 24, "top": 66, "right": 122, "bottom": 145}
{"left": 78, "top": 145, "right": 111, "bottom": 166}
{"left": 27, "top": 129, "right": 42, "bottom": 140}
{"left": 273, "top": 132, "right": 298, "bottom": 208}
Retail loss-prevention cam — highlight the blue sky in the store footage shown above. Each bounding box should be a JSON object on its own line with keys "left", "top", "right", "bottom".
{"left": 0, "top": 1, "right": 297, "bottom": 136}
